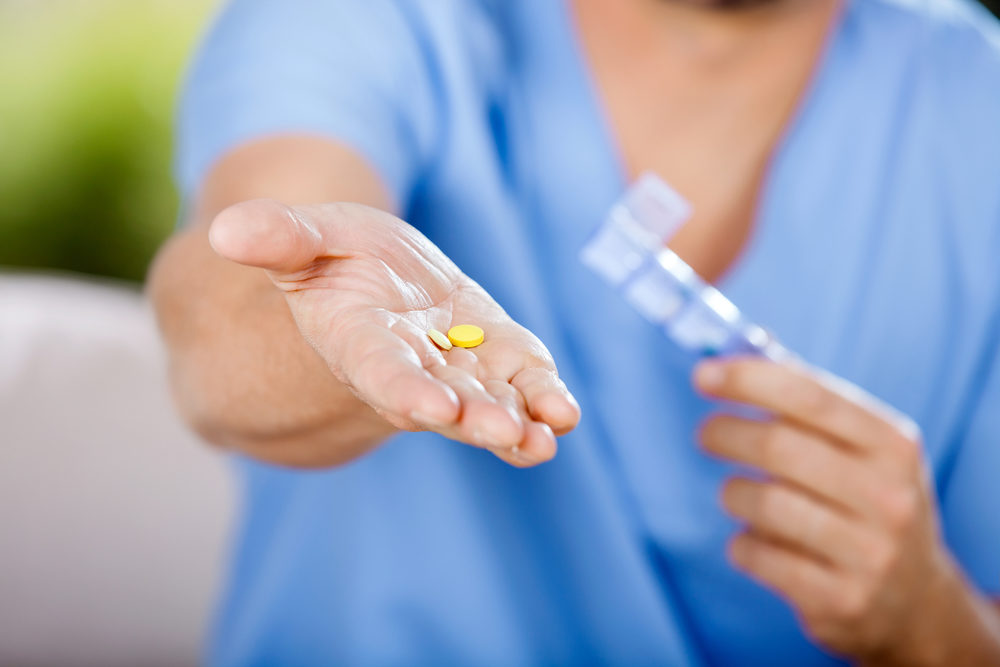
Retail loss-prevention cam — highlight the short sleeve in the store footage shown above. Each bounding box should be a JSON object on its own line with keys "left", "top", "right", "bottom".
{"left": 175, "top": 0, "right": 441, "bottom": 207}
{"left": 940, "top": 331, "right": 1000, "bottom": 597}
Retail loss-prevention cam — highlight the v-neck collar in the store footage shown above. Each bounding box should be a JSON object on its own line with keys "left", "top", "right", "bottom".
{"left": 548, "top": 0, "right": 854, "bottom": 295}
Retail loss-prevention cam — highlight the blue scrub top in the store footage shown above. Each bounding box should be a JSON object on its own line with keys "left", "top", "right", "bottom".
{"left": 177, "top": 0, "right": 1000, "bottom": 664}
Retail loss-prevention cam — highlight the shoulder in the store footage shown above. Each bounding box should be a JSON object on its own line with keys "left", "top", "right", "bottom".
{"left": 856, "top": 0, "right": 1000, "bottom": 45}
{"left": 197, "top": 0, "right": 512, "bottom": 69}
{"left": 849, "top": 0, "right": 1000, "bottom": 243}
{"left": 402, "top": 0, "right": 520, "bottom": 90}
{"left": 851, "top": 0, "right": 1000, "bottom": 119}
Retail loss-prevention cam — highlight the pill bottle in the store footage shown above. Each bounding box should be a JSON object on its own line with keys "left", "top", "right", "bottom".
{"left": 580, "top": 173, "right": 789, "bottom": 360}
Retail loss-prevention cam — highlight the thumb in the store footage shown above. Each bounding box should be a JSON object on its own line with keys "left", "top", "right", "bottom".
{"left": 209, "top": 199, "right": 331, "bottom": 274}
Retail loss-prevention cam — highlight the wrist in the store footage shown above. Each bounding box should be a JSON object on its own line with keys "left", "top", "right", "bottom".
{"left": 864, "top": 556, "right": 999, "bottom": 667}
{"left": 896, "top": 558, "right": 969, "bottom": 667}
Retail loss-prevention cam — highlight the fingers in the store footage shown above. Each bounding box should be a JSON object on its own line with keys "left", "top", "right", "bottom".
{"left": 474, "top": 327, "right": 581, "bottom": 437}
{"left": 338, "top": 321, "right": 460, "bottom": 427}
{"left": 512, "top": 421, "right": 558, "bottom": 467}
{"left": 444, "top": 346, "right": 480, "bottom": 376}
{"left": 413, "top": 348, "right": 559, "bottom": 466}
{"left": 700, "top": 416, "right": 878, "bottom": 516}
{"left": 483, "top": 378, "right": 527, "bottom": 443}
{"left": 722, "top": 478, "right": 869, "bottom": 569}
{"left": 483, "top": 379, "right": 557, "bottom": 466}
{"left": 428, "top": 363, "right": 524, "bottom": 449}
{"left": 693, "top": 358, "right": 914, "bottom": 455}
{"left": 511, "top": 366, "right": 581, "bottom": 436}
{"left": 333, "top": 321, "right": 562, "bottom": 466}
{"left": 728, "top": 531, "right": 839, "bottom": 617}
{"left": 209, "top": 199, "right": 338, "bottom": 274}
{"left": 389, "top": 317, "right": 447, "bottom": 370}
{"left": 421, "top": 347, "right": 560, "bottom": 466}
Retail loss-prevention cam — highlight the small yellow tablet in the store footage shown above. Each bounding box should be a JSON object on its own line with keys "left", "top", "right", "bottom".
{"left": 426, "top": 328, "right": 453, "bottom": 350}
{"left": 447, "top": 324, "right": 485, "bottom": 348}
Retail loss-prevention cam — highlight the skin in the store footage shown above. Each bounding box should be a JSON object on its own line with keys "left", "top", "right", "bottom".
{"left": 209, "top": 198, "right": 580, "bottom": 467}
{"left": 694, "top": 359, "right": 1000, "bottom": 664}
{"left": 576, "top": 0, "right": 838, "bottom": 280}
{"left": 148, "top": 0, "right": 1000, "bottom": 661}
{"left": 577, "top": 2, "right": 1000, "bottom": 658}
{"left": 150, "top": 138, "right": 579, "bottom": 469}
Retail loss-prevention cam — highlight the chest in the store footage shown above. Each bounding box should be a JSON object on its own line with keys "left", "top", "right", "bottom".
{"left": 412, "top": 5, "right": 989, "bottom": 662}
{"left": 571, "top": 0, "right": 837, "bottom": 282}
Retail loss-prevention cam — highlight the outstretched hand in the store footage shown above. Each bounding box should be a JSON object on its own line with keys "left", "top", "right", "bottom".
{"left": 209, "top": 200, "right": 580, "bottom": 467}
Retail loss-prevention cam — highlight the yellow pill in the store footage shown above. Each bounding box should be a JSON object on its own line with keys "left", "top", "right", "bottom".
{"left": 427, "top": 328, "right": 453, "bottom": 350}
{"left": 447, "top": 324, "right": 485, "bottom": 348}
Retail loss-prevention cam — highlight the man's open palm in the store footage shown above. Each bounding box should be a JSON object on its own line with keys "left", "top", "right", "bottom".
{"left": 209, "top": 200, "right": 580, "bottom": 466}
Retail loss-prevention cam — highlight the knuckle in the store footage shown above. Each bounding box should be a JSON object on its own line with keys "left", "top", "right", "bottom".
{"left": 863, "top": 535, "right": 898, "bottom": 578}
{"left": 832, "top": 584, "right": 871, "bottom": 625}
{"left": 805, "top": 620, "right": 841, "bottom": 649}
{"left": 878, "top": 487, "right": 919, "bottom": 532}
{"left": 510, "top": 365, "right": 549, "bottom": 392}
{"left": 797, "top": 380, "right": 833, "bottom": 417}
{"left": 757, "top": 486, "right": 787, "bottom": 525}
{"left": 482, "top": 377, "right": 515, "bottom": 398}
{"left": 510, "top": 325, "right": 556, "bottom": 367}
{"left": 889, "top": 432, "right": 922, "bottom": 467}
{"left": 489, "top": 344, "right": 532, "bottom": 382}
{"left": 726, "top": 364, "right": 755, "bottom": 396}
{"left": 758, "top": 424, "right": 789, "bottom": 469}
{"left": 877, "top": 407, "right": 924, "bottom": 447}
{"left": 520, "top": 353, "right": 557, "bottom": 378}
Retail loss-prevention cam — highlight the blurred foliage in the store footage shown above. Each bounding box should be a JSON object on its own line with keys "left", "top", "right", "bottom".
{"left": 0, "top": 0, "right": 997, "bottom": 283}
{"left": 0, "top": 0, "right": 214, "bottom": 282}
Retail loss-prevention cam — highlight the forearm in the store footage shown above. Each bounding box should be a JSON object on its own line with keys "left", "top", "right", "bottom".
{"left": 863, "top": 567, "right": 1000, "bottom": 667}
{"left": 150, "top": 228, "right": 395, "bottom": 466}
{"left": 149, "top": 135, "right": 401, "bottom": 467}
{"left": 932, "top": 591, "right": 1000, "bottom": 666}
{"left": 917, "top": 587, "right": 1000, "bottom": 666}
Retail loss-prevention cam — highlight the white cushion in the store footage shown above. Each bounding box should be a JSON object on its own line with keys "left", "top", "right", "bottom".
{"left": 0, "top": 273, "right": 234, "bottom": 667}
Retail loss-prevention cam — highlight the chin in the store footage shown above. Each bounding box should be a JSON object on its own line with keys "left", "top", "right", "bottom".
{"left": 666, "top": 0, "right": 789, "bottom": 10}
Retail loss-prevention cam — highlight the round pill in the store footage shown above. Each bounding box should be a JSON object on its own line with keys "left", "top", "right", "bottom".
{"left": 426, "top": 328, "right": 453, "bottom": 350}
{"left": 447, "top": 324, "right": 485, "bottom": 348}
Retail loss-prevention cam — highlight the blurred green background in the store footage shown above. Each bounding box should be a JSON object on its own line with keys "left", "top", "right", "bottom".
{"left": 0, "top": 0, "right": 215, "bottom": 282}
{"left": 1, "top": 0, "right": 998, "bottom": 284}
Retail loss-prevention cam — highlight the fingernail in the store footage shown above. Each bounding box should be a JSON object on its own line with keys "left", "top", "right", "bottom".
{"left": 548, "top": 392, "right": 581, "bottom": 421}
{"left": 510, "top": 444, "right": 531, "bottom": 462}
{"left": 473, "top": 429, "right": 507, "bottom": 449}
{"left": 410, "top": 411, "right": 449, "bottom": 429}
{"left": 695, "top": 362, "right": 726, "bottom": 391}
{"left": 509, "top": 447, "right": 538, "bottom": 466}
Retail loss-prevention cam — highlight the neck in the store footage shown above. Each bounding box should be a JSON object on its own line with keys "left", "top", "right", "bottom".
{"left": 630, "top": 0, "right": 842, "bottom": 68}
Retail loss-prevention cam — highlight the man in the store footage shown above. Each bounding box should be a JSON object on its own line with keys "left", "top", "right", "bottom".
{"left": 150, "top": 0, "right": 1000, "bottom": 663}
